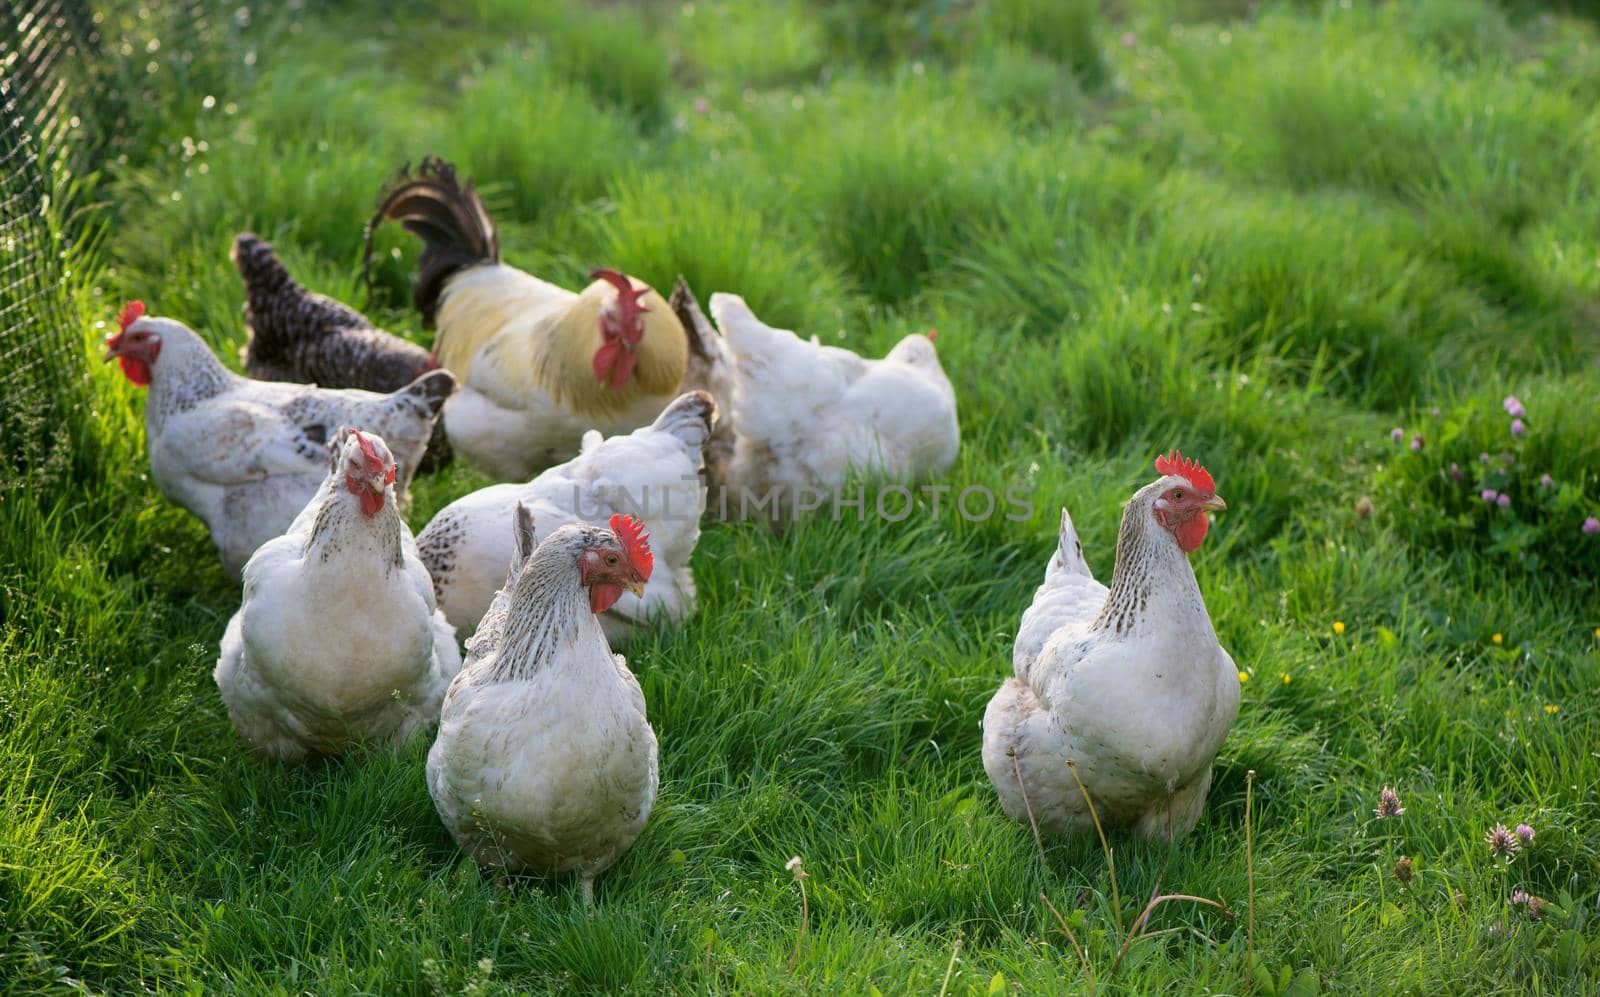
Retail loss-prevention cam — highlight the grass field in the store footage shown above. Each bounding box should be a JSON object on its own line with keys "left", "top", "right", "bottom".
{"left": 4, "top": 0, "right": 1600, "bottom": 991}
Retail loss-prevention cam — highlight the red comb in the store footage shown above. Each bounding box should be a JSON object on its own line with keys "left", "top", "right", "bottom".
{"left": 350, "top": 429, "right": 394, "bottom": 481}
{"left": 591, "top": 268, "right": 650, "bottom": 316}
{"left": 118, "top": 300, "right": 145, "bottom": 332}
{"left": 925, "top": 327, "right": 938, "bottom": 341}
{"left": 608, "top": 513, "right": 653, "bottom": 580}
{"left": 1155, "top": 450, "right": 1215, "bottom": 494}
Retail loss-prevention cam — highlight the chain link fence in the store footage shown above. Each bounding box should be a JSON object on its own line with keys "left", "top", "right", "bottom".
{"left": 0, "top": 0, "right": 99, "bottom": 473}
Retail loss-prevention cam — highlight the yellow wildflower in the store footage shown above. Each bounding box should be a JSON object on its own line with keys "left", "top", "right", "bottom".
{"left": 1238, "top": 671, "right": 1250, "bottom": 683}
{"left": 1543, "top": 704, "right": 1560, "bottom": 715}
{"left": 1333, "top": 621, "right": 1345, "bottom": 635}
{"left": 1492, "top": 633, "right": 1503, "bottom": 644}
{"left": 1280, "top": 672, "right": 1291, "bottom": 685}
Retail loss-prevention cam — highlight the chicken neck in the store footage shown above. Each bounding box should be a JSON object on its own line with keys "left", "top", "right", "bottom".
{"left": 1091, "top": 486, "right": 1211, "bottom": 640}
{"left": 490, "top": 539, "right": 608, "bottom": 682}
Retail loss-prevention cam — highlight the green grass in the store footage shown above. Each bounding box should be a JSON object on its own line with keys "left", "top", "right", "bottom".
{"left": 5, "top": 0, "right": 1600, "bottom": 991}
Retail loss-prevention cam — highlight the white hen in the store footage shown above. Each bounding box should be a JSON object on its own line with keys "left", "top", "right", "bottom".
{"left": 103, "top": 302, "right": 454, "bottom": 577}
{"left": 982, "top": 452, "right": 1239, "bottom": 841}
{"left": 416, "top": 391, "right": 715, "bottom": 645}
{"left": 427, "top": 509, "right": 658, "bottom": 904}
{"left": 700, "top": 293, "right": 959, "bottom": 520}
{"left": 214, "top": 430, "right": 461, "bottom": 762}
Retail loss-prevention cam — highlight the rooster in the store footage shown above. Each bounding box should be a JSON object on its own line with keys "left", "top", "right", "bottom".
{"left": 683, "top": 291, "right": 959, "bottom": 519}
{"left": 417, "top": 391, "right": 715, "bottom": 645}
{"left": 103, "top": 301, "right": 454, "bottom": 577}
{"left": 427, "top": 508, "right": 658, "bottom": 904}
{"left": 982, "top": 452, "right": 1238, "bottom": 841}
{"left": 368, "top": 157, "right": 688, "bottom": 481}
{"left": 215, "top": 430, "right": 461, "bottom": 761}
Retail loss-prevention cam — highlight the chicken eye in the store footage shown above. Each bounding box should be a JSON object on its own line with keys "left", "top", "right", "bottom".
{"left": 1171, "top": 489, "right": 1184, "bottom": 500}
{"left": 606, "top": 554, "right": 618, "bottom": 565}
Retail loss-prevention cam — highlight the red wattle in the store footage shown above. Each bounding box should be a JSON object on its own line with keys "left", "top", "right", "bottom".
{"left": 358, "top": 488, "right": 385, "bottom": 518}
{"left": 1175, "top": 513, "right": 1209, "bottom": 553}
{"left": 607, "top": 349, "right": 637, "bottom": 390}
{"left": 592, "top": 340, "right": 623, "bottom": 383}
{"left": 120, "top": 357, "right": 152, "bottom": 386}
{"left": 589, "top": 582, "right": 624, "bottom": 614}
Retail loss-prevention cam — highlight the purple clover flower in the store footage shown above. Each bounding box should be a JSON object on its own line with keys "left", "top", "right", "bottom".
{"left": 1497, "top": 494, "right": 1510, "bottom": 509}
{"left": 1584, "top": 517, "right": 1600, "bottom": 536}
{"left": 1449, "top": 463, "right": 1465, "bottom": 483}
{"left": 1511, "top": 889, "right": 1530, "bottom": 907}
{"left": 1503, "top": 396, "right": 1525, "bottom": 418}
{"left": 1511, "top": 418, "right": 1526, "bottom": 437}
{"left": 1486, "top": 824, "right": 1520, "bottom": 859}
{"left": 1375, "top": 787, "right": 1405, "bottom": 819}
{"left": 1409, "top": 435, "right": 1424, "bottom": 452}
{"left": 1515, "top": 824, "right": 1535, "bottom": 845}
{"left": 1540, "top": 474, "right": 1554, "bottom": 489}
{"left": 1390, "top": 427, "right": 1404, "bottom": 443}
{"left": 1482, "top": 490, "right": 1499, "bottom": 503}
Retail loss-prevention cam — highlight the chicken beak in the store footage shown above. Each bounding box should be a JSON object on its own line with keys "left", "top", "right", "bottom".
{"left": 102, "top": 335, "right": 123, "bottom": 361}
{"left": 625, "top": 578, "right": 647, "bottom": 599}
{"left": 1203, "top": 494, "right": 1228, "bottom": 513}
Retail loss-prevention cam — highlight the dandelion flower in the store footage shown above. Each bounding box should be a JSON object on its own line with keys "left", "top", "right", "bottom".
{"left": 785, "top": 856, "right": 808, "bottom": 881}
{"left": 1492, "top": 633, "right": 1503, "bottom": 644}
{"left": 1390, "top": 427, "right": 1404, "bottom": 443}
{"left": 1375, "top": 787, "right": 1405, "bottom": 819}
{"left": 1333, "top": 621, "right": 1345, "bottom": 635}
{"left": 1485, "top": 823, "right": 1520, "bottom": 859}
{"left": 1238, "top": 670, "right": 1250, "bottom": 683}
{"left": 1515, "top": 824, "right": 1535, "bottom": 845}
{"left": 1543, "top": 704, "right": 1559, "bottom": 715}
{"left": 1583, "top": 517, "right": 1600, "bottom": 535}
{"left": 1496, "top": 493, "right": 1510, "bottom": 509}
{"left": 1280, "top": 672, "right": 1291, "bottom": 685}
{"left": 1481, "top": 489, "right": 1499, "bottom": 503}
{"left": 1503, "top": 396, "right": 1525, "bottom": 418}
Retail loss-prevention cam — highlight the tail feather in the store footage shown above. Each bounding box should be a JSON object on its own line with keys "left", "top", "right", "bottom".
{"left": 669, "top": 276, "right": 722, "bottom": 365}
{"left": 510, "top": 502, "right": 537, "bottom": 576}
{"left": 365, "top": 157, "right": 499, "bottom": 328}
{"left": 648, "top": 390, "right": 716, "bottom": 451}
{"left": 1053, "top": 507, "right": 1091, "bottom": 578}
{"left": 395, "top": 368, "right": 458, "bottom": 419}
{"left": 231, "top": 232, "right": 295, "bottom": 301}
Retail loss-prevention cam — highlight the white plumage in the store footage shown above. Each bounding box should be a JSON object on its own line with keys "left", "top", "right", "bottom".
{"left": 982, "top": 462, "right": 1239, "bottom": 840}
{"left": 417, "top": 391, "right": 716, "bottom": 645}
{"left": 427, "top": 510, "right": 658, "bottom": 904}
{"left": 701, "top": 293, "right": 960, "bottom": 518}
{"left": 105, "top": 310, "right": 453, "bottom": 577}
{"left": 214, "top": 430, "right": 460, "bottom": 762}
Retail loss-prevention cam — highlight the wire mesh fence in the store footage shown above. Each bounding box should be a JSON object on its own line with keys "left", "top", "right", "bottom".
{"left": 0, "top": 0, "right": 98, "bottom": 473}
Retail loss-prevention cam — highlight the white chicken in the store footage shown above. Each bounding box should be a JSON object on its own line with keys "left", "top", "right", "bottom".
{"left": 698, "top": 292, "right": 960, "bottom": 520}
{"left": 982, "top": 452, "right": 1239, "bottom": 841}
{"left": 102, "top": 301, "right": 454, "bottom": 577}
{"left": 427, "top": 509, "right": 658, "bottom": 904}
{"left": 416, "top": 391, "right": 715, "bottom": 644}
{"left": 214, "top": 430, "right": 461, "bottom": 762}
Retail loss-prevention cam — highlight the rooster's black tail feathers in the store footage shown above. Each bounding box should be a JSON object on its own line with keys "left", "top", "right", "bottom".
{"left": 364, "top": 157, "right": 499, "bottom": 329}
